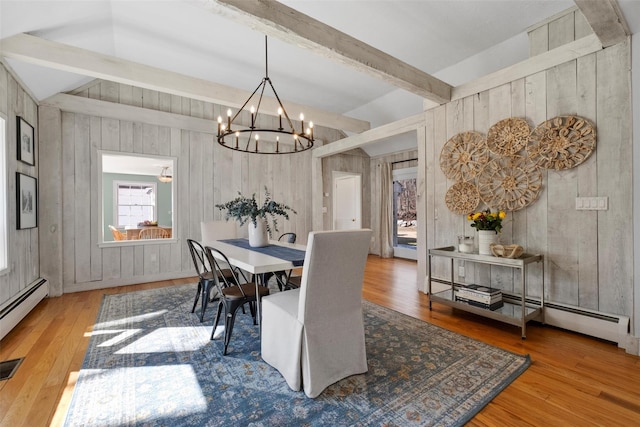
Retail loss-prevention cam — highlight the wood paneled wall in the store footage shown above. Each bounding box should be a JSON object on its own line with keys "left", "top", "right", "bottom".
{"left": 321, "top": 149, "right": 371, "bottom": 232}
{"left": 0, "top": 64, "right": 40, "bottom": 308}
{"left": 420, "top": 30, "right": 632, "bottom": 317}
{"left": 39, "top": 80, "right": 342, "bottom": 295}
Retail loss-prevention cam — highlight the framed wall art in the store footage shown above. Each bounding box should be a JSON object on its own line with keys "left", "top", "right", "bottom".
{"left": 17, "top": 116, "right": 35, "bottom": 166}
{"left": 16, "top": 173, "right": 37, "bottom": 229}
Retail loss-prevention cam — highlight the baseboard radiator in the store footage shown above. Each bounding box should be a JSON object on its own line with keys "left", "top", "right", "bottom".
{"left": 0, "top": 278, "right": 49, "bottom": 341}
{"left": 535, "top": 300, "right": 630, "bottom": 348}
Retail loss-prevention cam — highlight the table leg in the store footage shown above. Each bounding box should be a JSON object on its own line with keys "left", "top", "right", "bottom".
{"left": 256, "top": 274, "right": 263, "bottom": 331}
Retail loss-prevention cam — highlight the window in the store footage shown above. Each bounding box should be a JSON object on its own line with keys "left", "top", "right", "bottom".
{"left": 393, "top": 166, "right": 417, "bottom": 260}
{"left": 115, "top": 182, "right": 156, "bottom": 227}
{"left": 0, "top": 116, "right": 7, "bottom": 272}
{"left": 100, "top": 151, "right": 175, "bottom": 243}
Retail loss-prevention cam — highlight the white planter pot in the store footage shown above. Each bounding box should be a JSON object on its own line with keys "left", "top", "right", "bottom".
{"left": 248, "top": 220, "right": 268, "bottom": 247}
{"left": 478, "top": 230, "right": 499, "bottom": 255}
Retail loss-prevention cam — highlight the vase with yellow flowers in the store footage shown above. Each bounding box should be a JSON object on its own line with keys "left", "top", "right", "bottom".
{"left": 467, "top": 209, "right": 506, "bottom": 255}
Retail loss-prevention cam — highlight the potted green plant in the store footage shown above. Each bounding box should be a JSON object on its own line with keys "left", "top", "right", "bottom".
{"left": 216, "top": 187, "right": 296, "bottom": 247}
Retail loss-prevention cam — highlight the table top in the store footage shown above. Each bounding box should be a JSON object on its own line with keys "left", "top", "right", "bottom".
{"left": 203, "top": 239, "right": 306, "bottom": 274}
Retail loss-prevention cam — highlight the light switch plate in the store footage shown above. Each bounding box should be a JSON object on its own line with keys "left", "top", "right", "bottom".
{"left": 575, "top": 197, "right": 608, "bottom": 210}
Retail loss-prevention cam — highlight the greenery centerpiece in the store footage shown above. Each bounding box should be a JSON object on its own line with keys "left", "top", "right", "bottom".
{"left": 216, "top": 187, "right": 296, "bottom": 246}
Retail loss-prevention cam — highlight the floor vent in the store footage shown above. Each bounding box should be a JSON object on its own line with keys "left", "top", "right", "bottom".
{"left": 0, "top": 358, "right": 24, "bottom": 381}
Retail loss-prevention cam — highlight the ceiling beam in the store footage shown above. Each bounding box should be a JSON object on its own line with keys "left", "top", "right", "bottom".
{"left": 452, "top": 34, "right": 602, "bottom": 101}
{"left": 574, "top": 0, "right": 630, "bottom": 47}
{"left": 207, "top": 0, "right": 452, "bottom": 105}
{"left": 0, "top": 33, "right": 370, "bottom": 133}
{"left": 313, "top": 113, "right": 424, "bottom": 158}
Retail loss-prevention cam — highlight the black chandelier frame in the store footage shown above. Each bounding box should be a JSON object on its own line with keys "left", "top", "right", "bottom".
{"left": 216, "top": 36, "right": 314, "bottom": 154}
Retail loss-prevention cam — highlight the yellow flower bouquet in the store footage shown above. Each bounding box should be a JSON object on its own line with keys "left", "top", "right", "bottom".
{"left": 467, "top": 209, "right": 506, "bottom": 234}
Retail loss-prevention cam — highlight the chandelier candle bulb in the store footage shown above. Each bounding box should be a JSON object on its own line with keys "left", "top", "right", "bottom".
{"left": 250, "top": 106, "right": 256, "bottom": 128}
{"left": 235, "top": 131, "right": 239, "bottom": 149}
{"left": 276, "top": 136, "right": 279, "bottom": 153}
{"left": 227, "top": 109, "right": 232, "bottom": 129}
{"left": 217, "top": 116, "right": 222, "bottom": 135}
{"left": 309, "top": 121, "right": 314, "bottom": 140}
{"left": 278, "top": 107, "right": 283, "bottom": 130}
{"left": 255, "top": 134, "right": 259, "bottom": 152}
{"left": 300, "top": 113, "right": 304, "bottom": 134}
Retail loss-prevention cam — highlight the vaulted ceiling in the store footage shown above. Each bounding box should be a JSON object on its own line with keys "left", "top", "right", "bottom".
{"left": 1, "top": 0, "right": 639, "bottom": 156}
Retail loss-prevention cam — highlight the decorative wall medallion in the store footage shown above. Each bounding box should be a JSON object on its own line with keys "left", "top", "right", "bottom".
{"left": 528, "top": 115, "right": 596, "bottom": 170}
{"left": 439, "top": 131, "right": 489, "bottom": 181}
{"left": 486, "top": 117, "right": 530, "bottom": 156}
{"left": 445, "top": 181, "right": 480, "bottom": 215}
{"left": 477, "top": 155, "right": 542, "bottom": 211}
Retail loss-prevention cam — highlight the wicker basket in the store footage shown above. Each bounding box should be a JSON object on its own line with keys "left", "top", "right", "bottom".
{"left": 489, "top": 243, "right": 524, "bottom": 259}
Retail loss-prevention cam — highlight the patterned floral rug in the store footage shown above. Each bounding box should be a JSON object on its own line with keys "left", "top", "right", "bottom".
{"left": 64, "top": 284, "right": 530, "bottom": 426}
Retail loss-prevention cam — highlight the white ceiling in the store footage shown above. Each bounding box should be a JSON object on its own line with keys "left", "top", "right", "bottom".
{"left": 1, "top": 0, "right": 639, "bottom": 157}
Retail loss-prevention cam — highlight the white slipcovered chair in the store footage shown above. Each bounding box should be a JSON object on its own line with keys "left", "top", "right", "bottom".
{"left": 200, "top": 220, "right": 237, "bottom": 242}
{"left": 260, "top": 229, "right": 372, "bottom": 398}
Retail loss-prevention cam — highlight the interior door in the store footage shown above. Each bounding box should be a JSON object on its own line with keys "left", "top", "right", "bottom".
{"left": 333, "top": 173, "right": 362, "bottom": 230}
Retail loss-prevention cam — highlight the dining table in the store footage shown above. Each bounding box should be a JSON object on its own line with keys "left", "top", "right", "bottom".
{"left": 201, "top": 238, "right": 306, "bottom": 325}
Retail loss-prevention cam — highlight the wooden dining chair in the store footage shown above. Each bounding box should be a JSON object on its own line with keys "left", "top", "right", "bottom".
{"left": 109, "top": 225, "right": 127, "bottom": 241}
{"left": 138, "top": 227, "right": 169, "bottom": 239}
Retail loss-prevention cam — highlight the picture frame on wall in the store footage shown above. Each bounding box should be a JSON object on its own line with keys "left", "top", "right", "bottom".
{"left": 16, "top": 173, "right": 37, "bottom": 230}
{"left": 17, "top": 116, "right": 35, "bottom": 166}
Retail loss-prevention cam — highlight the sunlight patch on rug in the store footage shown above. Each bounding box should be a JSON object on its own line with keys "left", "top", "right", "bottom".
{"left": 115, "top": 326, "right": 211, "bottom": 354}
{"left": 64, "top": 284, "right": 530, "bottom": 426}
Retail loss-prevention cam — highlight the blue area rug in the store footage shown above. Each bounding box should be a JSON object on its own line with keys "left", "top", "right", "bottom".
{"left": 64, "top": 284, "right": 530, "bottom": 426}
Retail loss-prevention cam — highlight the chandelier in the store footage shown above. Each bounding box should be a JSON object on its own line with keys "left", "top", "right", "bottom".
{"left": 217, "top": 36, "right": 314, "bottom": 154}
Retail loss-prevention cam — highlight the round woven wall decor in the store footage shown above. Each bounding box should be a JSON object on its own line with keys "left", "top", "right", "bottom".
{"left": 439, "top": 131, "right": 489, "bottom": 181}
{"left": 477, "top": 155, "right": 543, "bottom": 212}
{"left": 528, "top": 115, "right": 596, "bottom": 170}
{"left": 486, "top": 117, "right": 530, "bottom": 156}
{"left": 445, "top": 181, "right": 480, "bottom": 215}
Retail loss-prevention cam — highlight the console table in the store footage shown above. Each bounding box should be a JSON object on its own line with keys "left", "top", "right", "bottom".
{"left": 428, "top": 246, "right": 544, "bottom": 338}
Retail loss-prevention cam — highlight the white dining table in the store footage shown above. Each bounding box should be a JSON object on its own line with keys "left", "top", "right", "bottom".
{"left": 201, "top": 238, "right": 306, "bottom": 325}
{"left": 202, "top": 239, "right": 305, "bottom": 276}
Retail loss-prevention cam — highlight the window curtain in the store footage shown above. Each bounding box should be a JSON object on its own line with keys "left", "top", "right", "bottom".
{"left": 380, "top": 162, "right": 394, "bottom": 258}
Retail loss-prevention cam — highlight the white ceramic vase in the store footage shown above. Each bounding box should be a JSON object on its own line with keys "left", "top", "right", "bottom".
{"left": 248, "top": 219, "right": 268, "bottom": 247}
{"left": 478, "top": 230, "right": 498, "bottom": 255}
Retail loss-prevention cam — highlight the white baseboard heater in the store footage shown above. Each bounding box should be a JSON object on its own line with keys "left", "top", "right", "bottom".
{"left": 537, "top": 299, "right": 630, "bottom": 349}
{"left": 0, "top": 278, "right": 49, "bottom": 341}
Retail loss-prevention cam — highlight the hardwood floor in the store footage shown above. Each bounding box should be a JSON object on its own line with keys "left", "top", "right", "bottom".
{"left": 1, "top": 255, "right": 639, "bottom": 426}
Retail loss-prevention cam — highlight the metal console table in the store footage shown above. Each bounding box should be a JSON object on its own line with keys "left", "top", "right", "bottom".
{"left": 428, "top": 246, "right": 544, "bottom": 338}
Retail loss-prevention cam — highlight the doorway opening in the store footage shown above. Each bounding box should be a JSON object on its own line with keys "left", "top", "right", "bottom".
{"left": 393, "top": 167, "right": 417, "bottom": 260}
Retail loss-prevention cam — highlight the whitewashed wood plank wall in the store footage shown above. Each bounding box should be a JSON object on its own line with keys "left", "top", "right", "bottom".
{"left": 38, "top": 80, "right": 341, "bottom": 295}
{"left": 421, "top": 9, "right": 632, "bottom": 318}
{"left": 0, "top": 64, "right": 40, "bottom": 308}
